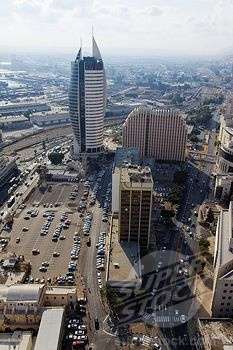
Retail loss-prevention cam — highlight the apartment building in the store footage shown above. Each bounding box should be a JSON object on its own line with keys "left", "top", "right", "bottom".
{"left": 123, "top": 106, "right": 187, "bottom": 162}
{"left": 119, "top": 165, "right": 153, "bottom": 248}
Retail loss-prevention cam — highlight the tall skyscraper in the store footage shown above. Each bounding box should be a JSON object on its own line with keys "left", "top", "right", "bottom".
{"left": 69, "top": 37, "right": 106, "bottom": 156}
{"left": 123, "top": 106, "right": 187, "bottom": 162}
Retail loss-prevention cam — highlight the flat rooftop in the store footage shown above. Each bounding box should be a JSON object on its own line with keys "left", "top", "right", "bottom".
{"left": 120, "top": 165, "right": 153, "bottom": 187}
{"left": 0, "top": 331, "right": 32, "bottom": 350}
{"left": 107, "top": 217, "right": 141, "bottom": 287}
{"left": 45, "top": 286, "right": 76, "bottom": 295}
{"left": 34, "top": 308, "right": 64, "bottom": 350}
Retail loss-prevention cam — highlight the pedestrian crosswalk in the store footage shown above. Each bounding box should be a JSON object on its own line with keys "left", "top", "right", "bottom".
{"left": 142, "top": 335, "right": 152, "bottom": 347}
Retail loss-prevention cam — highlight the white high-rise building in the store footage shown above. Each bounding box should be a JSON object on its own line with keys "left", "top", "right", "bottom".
{"left": 69, "top": 37, "right": 106, "bottom": 156}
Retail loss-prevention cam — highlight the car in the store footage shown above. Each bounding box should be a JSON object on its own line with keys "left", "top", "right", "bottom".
{"left": 32, "top": 249, "right": 40, "bottom": 255}
{"left": 39, "top": 266, "right": 47, "bottom": 272}
{"left": 60, "top": 236, "right": 66, "bottom": 240}
{"left": 42, "top": 261, "right": 49, "bottom": 267}
{"left": 24, "top": 216, "right": 30, "bottom": 220}
{"left": 22, "top": 227, "right": 29, "bottom": 232}
{"left": 16, "top": 237, "right": 20, "bottom": 243}
{"left": 94, "top": 317, "right": 99, "bottom": 330}
{"left": 53, "top": 252, "right": 60, "bottom": 257}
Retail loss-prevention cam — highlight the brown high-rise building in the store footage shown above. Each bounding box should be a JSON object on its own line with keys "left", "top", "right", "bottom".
{"left": 119, "top": 165, "right": 153, "bottom": 248}
{"left": 123, "top": 106, "right": 187, "bottom": 161}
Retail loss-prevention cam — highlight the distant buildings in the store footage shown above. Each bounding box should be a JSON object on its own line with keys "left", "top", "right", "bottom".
{"left": 69, "top": 37, "right": 106, "bottom": 156}
{"left": 30, "top": 110, "right": 70, "bottom": 127}
{"left": 0, "top": 102, "right": 50, "bottom": 116}
{"left": 0, "top": 115, "right": 32, "bottom": 131}
{"left": 118, "top": 165, "right": 153, "bottom": 248}
{"left": 212, "top": 201, "right": 233, "bottom": 317}
{"left": 123, "top": 106, "right": 187, "bottom": 162}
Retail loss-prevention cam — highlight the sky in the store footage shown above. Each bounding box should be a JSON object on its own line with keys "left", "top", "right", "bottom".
{"left": 0, "top": 0, "right": 233, "bottom": 57}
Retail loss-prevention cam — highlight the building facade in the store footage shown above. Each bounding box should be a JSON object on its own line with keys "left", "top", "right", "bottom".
{"left": 212, "top": 201, "right": 233, "bottom": 317}
{"left": 123, "top": 106, "right": 187, "bottom": 161}
{"left": 217, "top": 94, "right": 233, "bottom": 173}
{"left": 69, "top": 37, "right": 106, "bottom": 156}
{"left": 215, "top": 94, "right": 233, "bottom": 200}
{"left": 119, "top": 165, "right": 153, "bottom": 248}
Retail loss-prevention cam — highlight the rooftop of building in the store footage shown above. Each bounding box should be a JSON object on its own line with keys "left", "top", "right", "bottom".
{"left": 0, "top": 331, "right": 32, "bottom": 350}
{"left": 0, "top": 115, "right": 29, "bottom": 123}
{"left": 114, "top": 147, "right": 140, "bottom": 169}
{"left": 199, "top": 319, "right": 233, "bottom": 349}
{"left": 120, "top": 165, "right": 153, "bottom": 187}
{"left": 0, "top": 284, "right": 44, "bottom": 303}
{"left": 107, "top": 217, "right": 141, "bottom": 286}
{"left": 45, "top": 286, "right": 76, "bottom": 295}
{"left": 34, "top": 308, "right": 64, "bottom": 350}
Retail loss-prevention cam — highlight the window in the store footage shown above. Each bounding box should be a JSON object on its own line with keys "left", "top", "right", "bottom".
{"left": 54, "top": 297, "right": 56, "bottom": 300}
{"left": 220, "top": 308, "right": 223, "bottom": 312}
{"left": 228, "top": 297, "right": 232, "bottom": 300}
{"left": 225, "top": 284, "right": 229, "bottom": 287}
{"left": 62, "top": 297, "right": 64, "bottom": 300}
{"left": 221, "top": 303, "right": 224, "bottom": 306}
{"left": 223, "top": 290, "right": 227, "bottom": 293}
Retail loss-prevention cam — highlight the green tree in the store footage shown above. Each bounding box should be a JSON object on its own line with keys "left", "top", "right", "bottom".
{"left": 48, "top": 152, "right": 64, "bottom": 165}
{"left": 173, "top": 170, "right": 188, "bottom": 185}
{"left": 199, "top": 238, "right": 210, "bottom": 254}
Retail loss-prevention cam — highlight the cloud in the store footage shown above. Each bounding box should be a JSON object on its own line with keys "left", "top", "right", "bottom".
{"left": 149, "top": 6, "right": 163, "bottom": 16}
{"left": 1, "top": 0, "right": 233, "bottom": 56}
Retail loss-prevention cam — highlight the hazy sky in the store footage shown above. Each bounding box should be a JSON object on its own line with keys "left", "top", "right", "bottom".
{"left": 1, "top": 0, "right": 233, "bottom": 57}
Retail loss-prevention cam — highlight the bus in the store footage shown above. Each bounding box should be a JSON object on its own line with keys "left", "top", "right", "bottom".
{"left": 7, "top": 196, "right": 15, "bottom": 208}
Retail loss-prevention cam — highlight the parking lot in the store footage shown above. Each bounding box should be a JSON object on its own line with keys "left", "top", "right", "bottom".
{"left": 6, "top": 183, "right": 85, "bottom": 283}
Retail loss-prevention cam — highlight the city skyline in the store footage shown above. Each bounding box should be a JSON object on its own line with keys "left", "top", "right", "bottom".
{"left": 1, "top": 0, "right": 233, "bottom": 57}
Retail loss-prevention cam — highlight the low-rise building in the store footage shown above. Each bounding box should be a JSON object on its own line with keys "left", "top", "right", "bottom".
{"left": 34, "top": 308, "right": 65, "bottom": 350}
{"left": 44, "top": 286, "right": 77, "bottom": 307}
{"left": 0, "top": 331, "right": 33, "bottom": 350}
{"left": 0, "top": 115, "right": 32, "bottom": 131}
{"left": 30, "top": 110, "right": 70, "bottom": 127}
{"left": 0, "top": 284, "right": 77, "bottom": 331}
{"left": 0, "top": 102, "right": 50, "bottom": 116}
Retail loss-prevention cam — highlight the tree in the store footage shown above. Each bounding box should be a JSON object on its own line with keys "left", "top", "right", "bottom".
{"left": 173, "top": 170, "right": 188, "bottom": 185}
{"left": 48, "top": 152, "right": 64, "bottom": 165}
{"left": 199, "top": 238, "right": 210, "bottom": 254}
